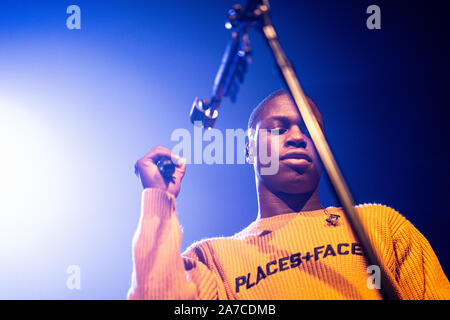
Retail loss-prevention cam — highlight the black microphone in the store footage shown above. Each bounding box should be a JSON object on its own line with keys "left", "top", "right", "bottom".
{"left": 189, "top": 1, "right": 260, "bottom": 128}
{"left": 156, "top": 156, "right": 176, "bottom": 181}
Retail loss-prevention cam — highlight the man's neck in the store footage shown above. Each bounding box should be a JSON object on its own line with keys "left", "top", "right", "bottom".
{"left": 256, "top": 183, "right": 324, "bottom": 219}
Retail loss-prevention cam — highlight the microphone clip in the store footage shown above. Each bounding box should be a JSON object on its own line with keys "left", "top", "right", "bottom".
{"left": 326, "top": 213, "right": 341, "bottom": 227}
{"left": 189, "top": 1, "right": 265, "bottom": 128}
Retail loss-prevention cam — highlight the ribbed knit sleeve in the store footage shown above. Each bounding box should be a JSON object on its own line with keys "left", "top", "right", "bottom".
{"left": 127, "top": 188, "right": 219, "bottom": 300}
{"left": 392, "top": 216, "right": 450, "bottom": 300}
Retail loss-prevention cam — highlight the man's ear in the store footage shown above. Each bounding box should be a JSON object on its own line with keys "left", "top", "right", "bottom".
{"left": 245, "top": 141, "right": 255, "bottom": 164}
{"left": 246, "top": 128, "right": 256, "bottom": 164}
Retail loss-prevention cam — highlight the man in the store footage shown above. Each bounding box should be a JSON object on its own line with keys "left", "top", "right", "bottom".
{"left": 128, "top": 89, "right": 450, "bottom": 299}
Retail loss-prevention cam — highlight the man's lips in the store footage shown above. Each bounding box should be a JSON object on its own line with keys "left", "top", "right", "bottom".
{"left": 280, "top": 151, "right": 312, "bottom": 162}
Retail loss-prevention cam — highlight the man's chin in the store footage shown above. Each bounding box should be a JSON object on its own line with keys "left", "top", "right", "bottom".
{"left": 257, "top": 166, "right": 320, "bottom": 194}
{"left": 278, "top": 184, "right": 315, "bottom": 195}
{"left": 275, "top": 171, "right": 319, "bottom": 194}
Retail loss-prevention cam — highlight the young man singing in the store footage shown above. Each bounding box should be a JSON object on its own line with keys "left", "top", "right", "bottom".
{"left": 128, "top": 90, "right": 450, "bottom": 300}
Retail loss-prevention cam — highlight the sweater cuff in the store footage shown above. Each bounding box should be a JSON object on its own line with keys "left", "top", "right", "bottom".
{"left": 141, "top": 188, "right": 177, "bottom": 220}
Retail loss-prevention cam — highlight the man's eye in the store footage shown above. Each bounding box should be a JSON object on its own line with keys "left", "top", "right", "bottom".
{"left": 299, "top": 123, "right": 311, "bottom": 137}
{"left": 271, "top": 128, "right": 287, "bottom": 135}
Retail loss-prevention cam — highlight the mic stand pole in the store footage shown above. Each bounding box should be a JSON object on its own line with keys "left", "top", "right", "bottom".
{"left": 255, "top": 1, "right": 399, "bottom": 300}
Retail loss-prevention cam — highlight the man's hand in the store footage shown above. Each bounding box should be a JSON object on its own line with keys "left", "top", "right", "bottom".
{"left": 134, "top": 145, "right": 187, "bottom": 198}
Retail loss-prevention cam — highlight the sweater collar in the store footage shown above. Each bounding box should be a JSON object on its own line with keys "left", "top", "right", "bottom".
{"left": 236, "top": 206, "right": 342, "bottom": 238}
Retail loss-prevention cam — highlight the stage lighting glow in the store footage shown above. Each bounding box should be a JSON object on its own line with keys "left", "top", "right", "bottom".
{"left": 0, "top": 98, "right": 70, "bottom": 262}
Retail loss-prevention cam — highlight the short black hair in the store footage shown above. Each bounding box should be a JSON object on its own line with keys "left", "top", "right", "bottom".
{"left": 248, "top": 89, "right": 324, "bottom": 131}
{"left": 248, "top": 89, "right": 288, "bottom": 130}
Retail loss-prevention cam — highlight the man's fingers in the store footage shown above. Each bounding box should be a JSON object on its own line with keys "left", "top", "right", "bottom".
{"left": 144, "top": 145, "right": 181, "bottom": 164}
{"left": 173, "top": 158, "right": 186, "bottom": 175}
{"left": 171, "top": 158, "right": 187, "bottom": 184}
{"left": 135, "top": 146, "right": 186, "bottom": 181}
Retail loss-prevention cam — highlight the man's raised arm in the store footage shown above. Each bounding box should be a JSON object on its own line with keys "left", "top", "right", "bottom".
{"left": 127, "top": 146, "right": 219, "bottom": 300}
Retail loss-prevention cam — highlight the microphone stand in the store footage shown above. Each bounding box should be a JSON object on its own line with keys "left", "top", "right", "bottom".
{"left": 192, "top": 0, "right": 400, "bottom": 300}
{"left": 259, "top": 1, "right": 399, "bottom": 300}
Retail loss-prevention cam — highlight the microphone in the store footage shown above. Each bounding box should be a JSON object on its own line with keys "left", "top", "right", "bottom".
{"left": 156, "top": 156, "right": 176, "bottom": 181}
{"left": 189, "top": 1, "right": 263, "bottom": 128}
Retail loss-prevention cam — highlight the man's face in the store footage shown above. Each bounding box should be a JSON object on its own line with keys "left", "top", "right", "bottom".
{"left": 251, "top": 94, "right": 324, "bottom": 194}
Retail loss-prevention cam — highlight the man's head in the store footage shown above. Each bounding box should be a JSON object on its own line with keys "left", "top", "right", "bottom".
{"left": 247, "top": 89, "right": 325, "bottom": 195}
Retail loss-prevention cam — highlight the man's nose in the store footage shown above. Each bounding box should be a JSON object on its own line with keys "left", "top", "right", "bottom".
{"left": 286, "top": 125, "right": 307, "bottom": 148}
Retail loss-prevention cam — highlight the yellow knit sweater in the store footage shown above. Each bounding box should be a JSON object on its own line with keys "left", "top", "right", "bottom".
{"left": 127, "top": 188, "right": 450, "bottom": 300}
